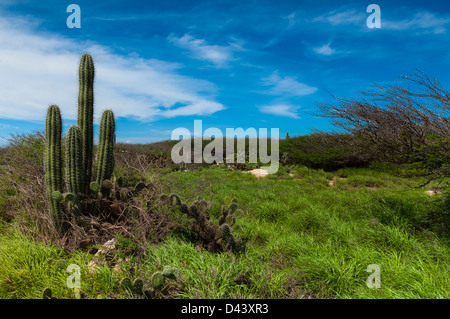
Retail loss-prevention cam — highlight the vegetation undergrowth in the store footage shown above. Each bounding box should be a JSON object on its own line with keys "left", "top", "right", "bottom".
{"left": 1, "top": 149, "right": 448, "bottom": 298}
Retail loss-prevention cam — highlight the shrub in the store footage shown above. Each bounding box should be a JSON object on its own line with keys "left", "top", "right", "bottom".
{"left": 279, "top": 133, "right": 373, "bottom": 171}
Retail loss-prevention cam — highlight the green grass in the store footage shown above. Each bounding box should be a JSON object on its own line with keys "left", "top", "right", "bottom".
{"left": 0, "top": 227, "right": 116, "bottom": 299}
{"left": 0, "top": 165, "right": 449, "bottom": 299}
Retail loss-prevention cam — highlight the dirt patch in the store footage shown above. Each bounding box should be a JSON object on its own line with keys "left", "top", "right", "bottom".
{"left": 426, "top": 189, "right": 442, "bottom": 196}
{"left": 87, "top": 238, "right": 129, "bottom": 275}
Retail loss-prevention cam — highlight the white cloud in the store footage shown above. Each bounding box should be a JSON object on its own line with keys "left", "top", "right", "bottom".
{"left": 159, "top": 100, "right": 224, "bottom": 118}
{"left": 168, "top": 34, "right": 241, "bottom": 67}
{"left": 313, "top": 42, "right": 337, "bottom": 56}
{"left": 259, "top": 104, "right": 300, "bottom": 119}
{"left": 261, "top": 71, "right": 317, "bottom": 97}
{"left": 0, "top": 16, "right": 225, "bottom": 123}
{"left": 383, "top": 12, "right": 450, "bottom": 34}
{"left": 259, "top": 71, "right": 315, "bottom": 118}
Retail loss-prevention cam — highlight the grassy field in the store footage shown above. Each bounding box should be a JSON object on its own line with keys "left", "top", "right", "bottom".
{"left": 0, "top": 162, "right": 448, "bottom": 299}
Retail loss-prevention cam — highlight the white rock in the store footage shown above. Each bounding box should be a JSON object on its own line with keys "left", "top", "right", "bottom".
{"left": 248, "top": 169, "right": 269, "bottom": 178}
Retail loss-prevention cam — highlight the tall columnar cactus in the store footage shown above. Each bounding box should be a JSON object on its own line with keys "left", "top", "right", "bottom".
{"left": 78, "top": 53, "right": 95, "bottom": 195}
{"left": 94, "top": 110, "right": 116, "bottom": 185}
{"left": 65, "top": 125, "right": 84, "bottom": 198}
{"left": 45, "top": 105, "right": 63, "bottom": 223}
{"left": 44, "top": 54, "right": 118, "bottom": 225}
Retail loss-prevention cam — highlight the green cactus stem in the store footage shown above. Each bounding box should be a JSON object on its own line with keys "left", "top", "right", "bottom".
{"left": 66, "top": 126, "right": 84, "bottom": 195}
{"left": 45, "top": 105, "right": 63, "bottom": 224}
{"left": 63, "top": 192, "right": 77, "bottom": 204}
{"left": 90, "top": 181, "right": 100, "bottom": 193}
{"left": 78, "top": 53, "right": 95, "bottom": 196}
{"left": 94, "top": 110, "right": 115, "bottom": 186}
{"left": 52, "top": 191, "right": 64, "bottom": 202}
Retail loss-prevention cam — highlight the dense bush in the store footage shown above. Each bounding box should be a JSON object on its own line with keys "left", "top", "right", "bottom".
{"left": 403, "top": 134, "right": 450, "bottom": 183}
{"left": 279, "top": 133, "right": 374, "bottom": 171}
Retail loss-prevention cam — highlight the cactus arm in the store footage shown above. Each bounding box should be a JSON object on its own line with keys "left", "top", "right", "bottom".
{"left": 77, "top": 53, "right": 95, "bottom": 196}
{"left": 66, "top": 125, "right": 84, "bottom": 196}
{"left": 44, "top": 104, "right": 63, "bottom": 223}
{"left": 94, "top": 110, "right": 115, "bottom": 185}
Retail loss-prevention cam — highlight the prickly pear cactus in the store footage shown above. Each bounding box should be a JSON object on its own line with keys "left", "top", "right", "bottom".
{"left": 42, "top": 287, "right": 52, "bottom": 299}
{"left": 120, "top": 277, "right": 132, "bottom": 291}
{"left": 162, "top": 266, "right": 180, "bottom": 280}
{"left": 151, "top": 271, "right": 165, "bottom": 290}
{"left": 132, "top": 278, "right": 144, "bottom": 295}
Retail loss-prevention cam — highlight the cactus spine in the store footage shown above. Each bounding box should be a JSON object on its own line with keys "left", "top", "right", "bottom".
{"left": 65, "top": 126, "right": 84, "bottom": 212}
{"left": 45, "top": 105, "right": 63, "bottom": 223}
{"left": 78, "top": 53, "right": 95, "bottom": 196}
{"left": 95, "top": 110, "right": 115, "bottom": 185}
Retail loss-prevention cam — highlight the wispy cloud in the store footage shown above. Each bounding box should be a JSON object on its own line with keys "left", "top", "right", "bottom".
{"left": 259, "top": 104, "right": 300, "bottom": 119}
{"left": 314, "top": 7, "right": 450, "bottom": 35}
{"left": 285, "top": 12, "right": 297, "bottom": 29}
{"left": 258, "top": 70, "right": 315, "bottom": 118}
{"left": 0, "top": 123, "right": 19, "bottom": 130}
{"left": 263, "top": 11, "right": 302, "bottom": 48}
{"left": 261, "top": 71, "right": 317, "bottom": 97}
{"left": 168, "top": 34, "right": 242, "bottom": 67}
{"left": 383, "top": 11, "right": 450, "bottom": 34}
{"left": 313, "top": 42, "right": 337, "bottom": 56}
{"left": 313, "top": 8, "right": 365, "bottom": 27}
{"left": 0, "top": 16, "right": 225, "bottom": 122}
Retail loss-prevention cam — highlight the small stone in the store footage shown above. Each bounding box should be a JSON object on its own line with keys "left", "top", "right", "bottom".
{"left": 246, "top": 169, "right": 268, "bottom": 178}
{"left": 103, "top": 238, "right": 117, "bottom": 250}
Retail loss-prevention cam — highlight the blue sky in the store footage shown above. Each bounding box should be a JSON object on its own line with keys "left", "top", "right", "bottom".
{"left": 0, "top": 0, "right": 450, "bottom": 145}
